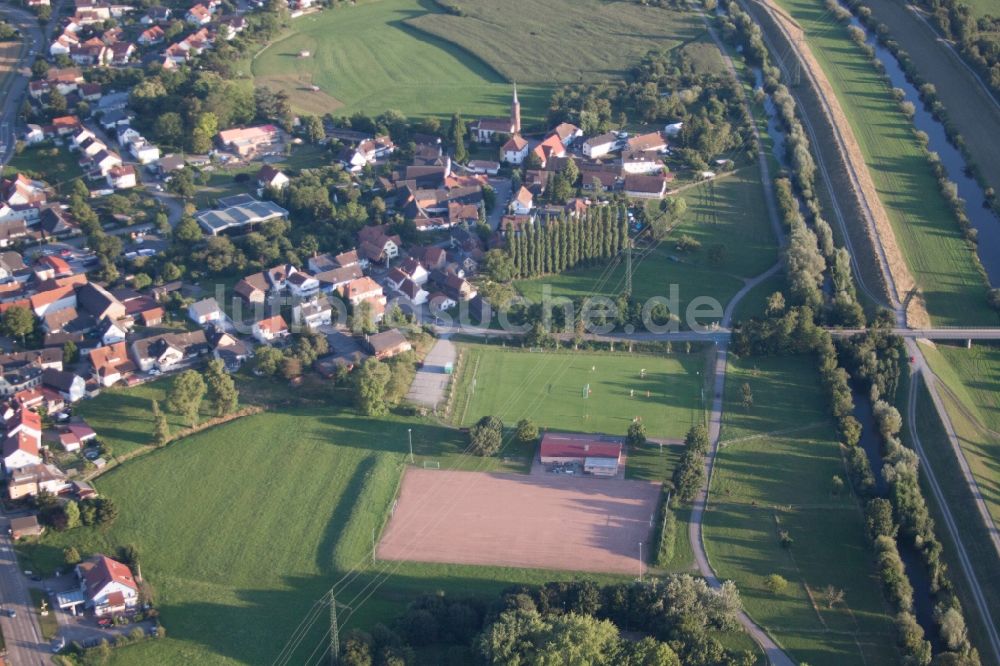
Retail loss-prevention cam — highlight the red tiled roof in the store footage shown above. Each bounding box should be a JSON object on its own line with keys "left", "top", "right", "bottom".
{"left": 539, "top": 433, "right": 621, "bottom": 460}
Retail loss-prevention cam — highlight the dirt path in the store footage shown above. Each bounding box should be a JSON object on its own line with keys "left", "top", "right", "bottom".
{"left": 751, "top": 0, "right": 928, "bottom": 327}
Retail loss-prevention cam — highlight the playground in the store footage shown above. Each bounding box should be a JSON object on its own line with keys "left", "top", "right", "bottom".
{"left": 376, "top": 467, "right": 661, "bottom": 575}
{"left": 453, "top": 345, "right": 709, "bottom": 443}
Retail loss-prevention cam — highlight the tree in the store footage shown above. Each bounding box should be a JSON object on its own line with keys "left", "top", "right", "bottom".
{"left": 62, "top": 340, "right": 79, "bottom": 366}
{"left": 303, "top": 114, "right": 325, "bottom": 143}
{"left": 280, "top": 356, "right": 302, "bottom": 380}
{"left": 483, "top": 249, "right": 516, "bottom": 283}
{"left": 174, "top": 215, "right": 202, "bottom": 241}
{"left": 151, "top": 399, "right": 170, "bottom": 447}
{"left": 63, "top": 500, "right": 80, "bottom": 529}
{"left": 764, "top": 574, "right": 788, "bottom": 595}
{"left": 167, "top": 370, "right": 207, "bottom": 427}
{"left": 355, "top": 358, "right": 392, "bottom": 416}
{"left": 449, "top": 113, "right": 467, "bottom": 163}
{"left": 515, "top": 419, "right": 538, "bottom": 444}
{"left": 708, "top": 243, "right": 726, "bottom": 265}
{"left": 865, "top": 498, "right": 898, "bottom": 541}
{"left": 205, "top": 359, "right": 239, "bottom": 416}
{"left": 821, "top": 585, "right": 845, "bottom": 609}
{"left": 626, "top": 420, "right": 647, "bottom": 447}
{"left": 63, "top": 546, "right": 81, "bottom": 566}
{"left": 254, "top": 346, "right": 284, "bottom": 376}
{"left": 740, "top": 382, "right": 753, "bottom": 409}
{"left": 2, "top": 305, "right": 34, "bottom": 344}
{"left": 469, "top": 415, "right": 503, "bottom": 456}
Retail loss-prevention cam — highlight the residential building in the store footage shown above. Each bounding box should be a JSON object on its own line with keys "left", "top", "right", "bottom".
{"left": 42, "top": 368, "right": 86, "bottom": 403}
{"left": 511, "top": 186, "right": 533, "bottom": 215}
{"left": 8, "top": 464, "right": 68, "bottom": 499}
{"left": 293, "top": 296, "right": 333, "bottom": 330}
{"left": 623, "top": 173, "right": 667, "bottom": 199}
{"left": 582, "top": 132, "right": 621, "bottom": 159}
{"left": 252, "top": 315, "right": 289, "bottom": 344}
{"left": 187, "top": 297, "right": 223, "bottom": 325}
{"left": 501, "top": 135, "right": 529, "bottom": 165}
{"left": 76, "top": 555, "right": 139, "bottom": 617}
{"left": 88, "top": 341, "right": 134, "bottom": 386}
{"left": 216, "top": 125, "right": 280, "bottom": 158}
{"left": 257, "top": 165, "right": 289, "bottom": 191}
{"left": 365, "top": 329, "right": 411, "bottom": 360}
{"left": 130, "top": 330, "right": 209, "bottom": 373}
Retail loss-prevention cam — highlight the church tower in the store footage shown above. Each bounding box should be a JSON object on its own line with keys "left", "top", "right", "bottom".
{"left": 511, "top": 83, "right": 521, "bottom": 134}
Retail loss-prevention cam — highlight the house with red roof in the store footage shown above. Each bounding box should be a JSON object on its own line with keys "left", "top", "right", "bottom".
{"left": 76, "top": 555, "right": 139, "bottom": 617}
{"left": 89, "top": 341, "right": 134, "bottom": 387}
{"left": 252, "top": 315, "right": 289, "bottom": 344}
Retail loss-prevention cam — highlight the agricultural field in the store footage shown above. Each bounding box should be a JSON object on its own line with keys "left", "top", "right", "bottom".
{"left": 918, "top": 341, "right": 1000, "bottom": 525}
{"left": 704, "top": 355, "right": 898, "bottom": 666}
{"left": 516, "top": 166, "right": 779, "bottom": 320}
{"left": 772, "top": 0, "right": 995, "bottom": 326}
{"left": 406, "top": 0, "right": 722, "bottom": 84}
{"left": 0, "top": 38, "right": 19, "bottom": 100}
{"left": 452, "top": 343, "right": 710, "bottom": 463}
{"left": 251, "top": 0, "right": 551, "bottom": 121}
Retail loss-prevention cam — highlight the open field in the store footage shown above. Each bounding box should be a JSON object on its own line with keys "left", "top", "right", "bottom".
{"left": 863, "top": 0, "right": 1000, "bottom": 202}
{"left": 770, "top": 0, "right": 994, "bottom": 326}
{"left": 19, "top": 406, "right": 646, "bottom": 665}
{"left": 918, "top": 342, "right": 1000, "bottom": 525}
{"left": 704, "top": 355, "right": 898, "bottom": 666}
{"left": 3, "top": 144, "right": 85, "bottom": 193}
{"left": 0, "top": 40, "right": 19, "bottom": 98}
{"left": 453, "top": 344, "right": 709, "bottom": 458}
{"left": 406, "top": 0, "right": 720, "bottom": 83}
{"left": 516, "top": 166, "right": 778, "bottom": 317}
{"left": 378, "top": 468, "right": 659, "bottom": 575}
{"left": 252, "top": 0, "right": 551, "bottom": 121}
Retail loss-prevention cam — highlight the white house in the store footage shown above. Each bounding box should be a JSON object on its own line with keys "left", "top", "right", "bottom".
{"left": 257, "top": 165, "right": 289, "bottom": 191}
{"left": 24, "top": 125, "right": 45, "bottom": 145}
{"left": 398, "top": 257, "right": 429, "bottom": 285}
{"left": 77, "top": 555, "right": 139, "bottom": 617}
{"left": 286, "top": 271, "right": 320, "bottom": 299}
{"left": 187, "top": 297, "right": 223, "bottom": 325}
{"left": 501, "top": 135, "right": 529, "bottom": 165}
{"left": 71, "top": 128, "right": 97, "bottom": 150}
{"left": 398, "top": 278, "right": 428, "bottom": 305}
{"left": 98, "top": 317, "right": 128, "bottom": 345}
{"left": 582, "top": 132, "right": 621, "bottom": 159}
{"left": 107, "top": 165, "right": 137, "bottom": 190}
{"left": 293, "top": 297, "right": 333, "bottom": 330}
{"left": 252, "top": 315, "right": 289, "bottom": 344}
{"left": 2, "top": 432, "right": 42, "bottom": 474}
{"left": 621, "top": 150, "right": 664, "bottom": 175}
{"left": 511, "top": 186, "right": 534, "bottom": 215}
{"left": 129, "top": 140, "right": 160, "bottom": 165}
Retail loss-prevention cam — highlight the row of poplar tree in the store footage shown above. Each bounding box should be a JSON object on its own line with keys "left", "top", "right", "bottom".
{"left": 505, "top": 204, "right": 631, "bottom": 279}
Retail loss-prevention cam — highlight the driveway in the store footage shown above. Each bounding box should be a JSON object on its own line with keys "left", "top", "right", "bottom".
{"left": 487, "top": 177, "right": 512, "bottom": 231}
{"left": 405, "top": 337, "right": 456, "bottom": 411}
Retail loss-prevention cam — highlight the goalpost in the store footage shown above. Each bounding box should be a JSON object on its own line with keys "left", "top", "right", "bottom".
{"left": 422, "top": 461, "right": 441, "bottom": 469}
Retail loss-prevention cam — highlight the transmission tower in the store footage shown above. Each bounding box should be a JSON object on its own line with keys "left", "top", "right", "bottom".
{"left": 329, "top": 593, "right": 352, "bottom": 665}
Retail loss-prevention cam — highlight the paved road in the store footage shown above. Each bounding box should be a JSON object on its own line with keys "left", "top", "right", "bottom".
{"left": 486, "top": 177, "right": 512, "bottom": 231}
{"left": 0, "top": 5, "right": 43, "bottom": 168}
{"left": 405, "top": 336, "right": 456, "bottom": 410}
{"left": 0, "top": 516, "right": 50, "bottom": 664}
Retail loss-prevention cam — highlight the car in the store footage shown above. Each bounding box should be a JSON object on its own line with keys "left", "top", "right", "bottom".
{"left": 97, "top": 618, "right": 112, "bottom": 627}
{"left": 7, "top": 609, "right": 16, "bottom": 618}
{"left": 59, "top": 248, "right": 72, "bottom": 257}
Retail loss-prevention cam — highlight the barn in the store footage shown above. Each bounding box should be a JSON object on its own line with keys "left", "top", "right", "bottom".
{"left": 539, "top": 433, "right": 622, "bottom": 477}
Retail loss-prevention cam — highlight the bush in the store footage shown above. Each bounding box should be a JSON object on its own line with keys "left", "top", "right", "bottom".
{"left": 469, "top": 416, "right": 503, "bottom": 456}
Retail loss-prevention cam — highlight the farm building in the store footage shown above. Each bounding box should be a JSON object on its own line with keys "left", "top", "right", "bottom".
{"left": 539, "top": 433, "right": 622, "bottom": 477}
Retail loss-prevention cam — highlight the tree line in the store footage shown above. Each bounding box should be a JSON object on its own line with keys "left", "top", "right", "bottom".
{"left": 504, "top": 205, "right": 631, "bottom": 280}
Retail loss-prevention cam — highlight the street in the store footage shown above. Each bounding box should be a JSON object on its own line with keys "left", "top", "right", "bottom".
{"left": 0, "top": 515, "right": 50, "bottom": 664}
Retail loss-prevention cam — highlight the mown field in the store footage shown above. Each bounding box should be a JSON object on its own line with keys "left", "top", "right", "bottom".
{"left": 406, "top": 0, "right": 721, "bottom": 83}
{"left": 252, "top": 0, "right": 551, "bottom": 121}
{"left": 3, "top": 144, "right": 85, "bottom": 193}
{"left": 453, "top": 344, "right": 709, "bottom": 460}
{"left": 704, "top": 355, "right": 898, "bottom": 666}
{"left": 516, "top": 166, "right": 779, "bottom": 321}
{"left": 918, "top": 341, "right": 1000, "bottom": 525}
{"left": 772, "top": 0, "right": 994, "bottom": 326}
{"left": 21, "top": 406, "right": 650, "bottom": 665}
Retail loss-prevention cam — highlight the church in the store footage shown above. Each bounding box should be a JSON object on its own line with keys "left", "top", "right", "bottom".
{"left": 470, "top": 85, "right": 521, "bottom": 143}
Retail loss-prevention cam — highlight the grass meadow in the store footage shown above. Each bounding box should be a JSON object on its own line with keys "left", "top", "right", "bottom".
{"left": 918, "top": 342, "right": 1000, "bottom": 525}
{"left": 252, "top": 0, "right": 551, "bottom": 121}
{"left": 704, "top": 355, "right": 898, "bottom": 666}
{"left": 3, "top": 144, "right": 85, "bottom": 194}
{"left": 516, "top": 166, "right": 779, "bottom": 320}
{"left": 772, "top": 0, "right": 994, "bottom": 326}
{"left": 21, "top": 406, "right": 652, "bottom": 665}
{"left": 452, "top": 343, "right": 710, "bottom": 460}
{"left": 406, "top": 0, "right": 720, "bottom": 84}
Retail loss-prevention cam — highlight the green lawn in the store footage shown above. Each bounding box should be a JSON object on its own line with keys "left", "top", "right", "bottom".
{"left": 918, "top": 342, "right": 1000, "bottom": 525}
{"left": 453, "top": 343, "right": 709, "bottom": 459}
{"left": 3, "top": 144, "right": 85, "bottom": 195}
{"left": 252, "top": 0, "right": 551, "bottom": 122}
{"left": 704, "top": 355, "right": 898, "bottom": 666}
{"left": 75, "top": 376, "right": 222, "bottom": 458}
{"left": 406, "top": 0, "right": 719, "bottom": 84}
{"left": 773, "top": 0, "right": 994, "bottom": 326}
{"left": 516, "top": 167, "right": 778, "bottom": 320}
{"left": 16, "top": 395, "right": 718, "bottom": 664}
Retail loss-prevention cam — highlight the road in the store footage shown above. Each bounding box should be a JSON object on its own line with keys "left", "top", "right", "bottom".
{"left": 0, "top": 515, "right": 50, "bottom": 664}
{"left": 0, "top": 4, "right": 43, "bottom": 168}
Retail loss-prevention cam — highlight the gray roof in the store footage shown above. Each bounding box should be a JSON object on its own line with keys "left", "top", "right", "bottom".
{"left": 196, "top": 199, "right": 289, "bottom": 235}
{"left": 189, "top": 297, "right": 221, "bottom": 318}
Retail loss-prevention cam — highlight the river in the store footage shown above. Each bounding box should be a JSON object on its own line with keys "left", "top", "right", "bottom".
{"left": 841, "top": 4, "right": 1000, "bottom": 284}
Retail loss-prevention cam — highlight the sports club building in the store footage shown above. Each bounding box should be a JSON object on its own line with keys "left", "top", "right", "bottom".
{"left": 539, "top": 433, "right": 623, "bottom": 477}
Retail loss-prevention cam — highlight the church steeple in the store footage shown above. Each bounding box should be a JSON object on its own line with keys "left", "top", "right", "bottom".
{"left": 511, "top": 83, "right": 521, "bottom": 134}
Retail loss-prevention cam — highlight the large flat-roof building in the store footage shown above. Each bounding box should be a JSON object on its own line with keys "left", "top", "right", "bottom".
{"left": 539, "top": 433, "right": 623, "bottom": 477}
{"left": 195, "top": 195, "right": 288, "bottom": 236}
